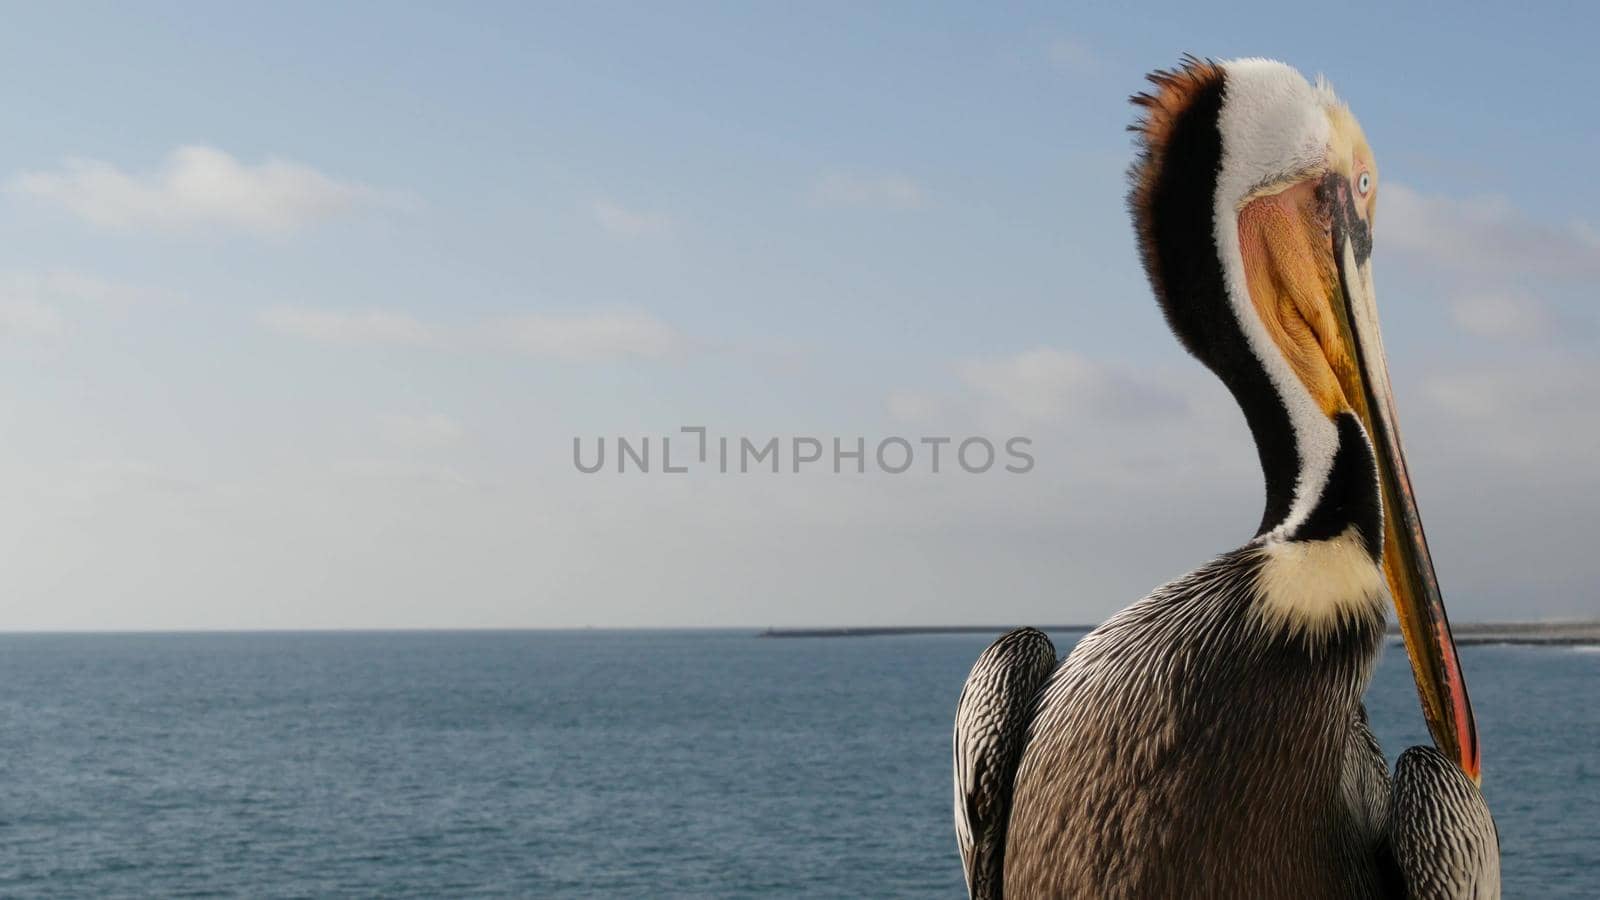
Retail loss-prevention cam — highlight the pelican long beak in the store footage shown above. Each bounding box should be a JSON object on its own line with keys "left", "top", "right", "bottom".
{"left": 1241, "top": 169, "right": 1482, "bottom": 781}
{"left": 1326, "top": 194, "right": 1482, "bottom": 783}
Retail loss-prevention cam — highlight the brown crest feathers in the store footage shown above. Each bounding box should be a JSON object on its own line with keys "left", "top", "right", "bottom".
{"left": 1127, "top": 55, "right": 1225, "bottom": 230}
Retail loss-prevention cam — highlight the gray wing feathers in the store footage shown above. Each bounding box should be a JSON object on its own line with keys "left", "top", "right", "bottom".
{"left": 1341, "top": 705, "right": 1392, "bottom": 845}
{"left": 953, "top": 627, "right": 1057, "bottom": 900}
{"left": 1390, "top": 745, "right": 1500, "bottom": 900}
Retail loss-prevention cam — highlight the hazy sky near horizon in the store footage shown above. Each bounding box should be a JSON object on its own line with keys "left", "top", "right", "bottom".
{"left": 1, "top": 2, "right": 1597, "bottom": 629}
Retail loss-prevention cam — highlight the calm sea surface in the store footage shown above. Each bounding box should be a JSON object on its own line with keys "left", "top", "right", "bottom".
{"left": 0, "top": 631, "right": 1594, "bottom": 897}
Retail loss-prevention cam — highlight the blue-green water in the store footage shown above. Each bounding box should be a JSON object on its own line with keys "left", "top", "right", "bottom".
{"left": 0, "top": 631, "right": 1594, "bottom": 897}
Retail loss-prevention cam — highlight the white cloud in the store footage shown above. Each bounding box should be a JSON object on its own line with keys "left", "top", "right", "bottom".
{"left": 0, "top": 294, "right": 64, "bottom": 338}
{"left": 592, "top": 200, "right": 672, "bottom": 237}
{"left": 335, "top": 459, "right": 477, "bottom": 488}
{"left": 1381, "top": 182, "right": 1600, "bottom": 278}
{"left": 1047, "top": 37, "right": 1099, "bottom": 72}
{"left": 377, "top": 413, "right": 464, "bottom": 449}
{"left": 958, "top": 348, "right": 1187, "bottom": 423}
{"left": 68, "top": 460, "right": 204, "bottom": 498}
{"left": 960, "top": 348, "right": 1099, "bottom": 421}
{"left": 1423, "top": 361, "right": 1596, "bottom": 423}
{"left": 1422, "top": 372, "right": 1505, "bottom": 420}
{"left": 496, "top": 310, "right": 688, "bottom": 361}
{"left": 1417, "top": 359, "right": 1600, "bottom": 471}
{"left": 1450, "top": 292, "right": 1551, "bottom": 339}
{"left": 260, "top": 305, "right": 694, "bottom": 362}
{"left": 7, "top": 145, "right": 404, "bottom": 234}
{"left": 810, "top": 171, "right": 929, "bottom": 210}
{"left": 0, "top": 270, "right": 177, "bottom": 338}
{"left": 1, "top": 270, "right": 179, "bottom": 309}
{"left": 25, "top": 460, "right": 211, "bottom": 512}
{"left": 884, "top": 390, "right": 941, "bottom": 424}
{"left": 258, "top": 306, "right": 436, "bottom": 346}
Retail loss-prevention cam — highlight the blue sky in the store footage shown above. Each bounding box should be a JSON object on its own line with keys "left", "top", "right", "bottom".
{"left": 0, "top": 3, "right": 1595, "bottom": 628}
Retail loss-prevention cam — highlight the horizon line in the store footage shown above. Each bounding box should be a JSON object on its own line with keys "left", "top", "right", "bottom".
{"left": 3, "top": 620, "right": 1599, "bottom": 637}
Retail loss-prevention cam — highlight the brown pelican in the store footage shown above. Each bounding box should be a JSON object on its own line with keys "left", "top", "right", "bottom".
{"left": 953, "top": 58, "right": 1499, "bottom": 898}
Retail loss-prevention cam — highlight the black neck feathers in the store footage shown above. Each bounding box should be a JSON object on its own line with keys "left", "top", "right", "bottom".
{"left": 1287, "top": 413, "right": 1383, "bottom": 557}
{"left": 1129, "top": 66, "right": 1298, "bottom": 537}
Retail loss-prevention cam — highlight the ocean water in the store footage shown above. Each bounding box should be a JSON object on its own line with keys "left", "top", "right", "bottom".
{"left": 0, "top": 631, "right": 1594, "bottom": 898}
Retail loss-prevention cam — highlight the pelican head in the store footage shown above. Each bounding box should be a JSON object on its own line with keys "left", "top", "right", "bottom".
{"left": 1128, "top": 57, "right": 1479, "bottom": 781}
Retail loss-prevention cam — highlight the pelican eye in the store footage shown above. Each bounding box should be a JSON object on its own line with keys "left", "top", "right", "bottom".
{"left": 1357, "top": 171, "right": 1371, "bottom": 196}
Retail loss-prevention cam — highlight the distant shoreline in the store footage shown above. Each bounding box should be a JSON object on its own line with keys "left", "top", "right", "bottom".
{"left": 758, "top": 622, "right": 1600, "bottom": 646}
